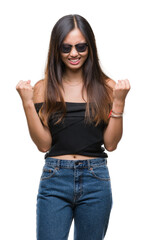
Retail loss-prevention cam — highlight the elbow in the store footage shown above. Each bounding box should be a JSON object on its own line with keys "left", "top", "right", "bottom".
{"left": 37, "top": 145, "right": 51, "bottom": 153}
{"left": 38, "top": 147, "right": 47, "bottom": 153}
{"left": 105, "top": 144, "right": 117, "bottom": 152}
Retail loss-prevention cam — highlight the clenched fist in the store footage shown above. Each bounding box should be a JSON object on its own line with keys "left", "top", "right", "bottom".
{"left": 16, "top": 80, "right": 34, "bottom": 104}
{"left": 113, "top": 79, "right": 131, "bottom": 103}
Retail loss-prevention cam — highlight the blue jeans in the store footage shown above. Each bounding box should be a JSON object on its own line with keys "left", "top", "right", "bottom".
{"left": 36, "top": 157, "right": 113, "bottom": 240}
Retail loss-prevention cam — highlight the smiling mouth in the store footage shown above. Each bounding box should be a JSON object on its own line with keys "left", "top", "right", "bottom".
{"left": 68, "top": 58, "right": 81, "bottom": 65}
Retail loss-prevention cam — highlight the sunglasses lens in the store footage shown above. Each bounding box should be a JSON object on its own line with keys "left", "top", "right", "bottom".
{"left": 61, "top": 44, "right": 71, "bottom": 53}
{"left": 61, "top": 43, "right": 88, "bottom": 53}
{"left": 76, "top": 43, "right": 88, "bottom": 52}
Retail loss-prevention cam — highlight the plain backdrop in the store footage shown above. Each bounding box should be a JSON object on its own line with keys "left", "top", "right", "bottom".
{"left": 0, "top": 0, "right": 146, "bottom": 239}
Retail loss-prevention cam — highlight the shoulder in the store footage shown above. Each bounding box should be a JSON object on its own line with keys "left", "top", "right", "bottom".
{"left": 33, "top": 79, "right": 45, "bottom": 103}
{"left": 105, "top": 78, "right": 116, "bottom": 89}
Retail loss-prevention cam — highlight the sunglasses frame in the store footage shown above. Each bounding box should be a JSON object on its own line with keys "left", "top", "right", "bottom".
{"left": 61, "top": 43, "right": 88, "bottom": 53}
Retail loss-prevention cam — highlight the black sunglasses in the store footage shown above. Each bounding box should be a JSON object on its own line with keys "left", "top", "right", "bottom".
{"left": 61, "top": 43, "right": 88, "bottom": 53}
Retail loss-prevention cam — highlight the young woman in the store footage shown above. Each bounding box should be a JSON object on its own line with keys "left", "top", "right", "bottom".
{"left": 16, "top": 14, "right": 130, "bottom": 240}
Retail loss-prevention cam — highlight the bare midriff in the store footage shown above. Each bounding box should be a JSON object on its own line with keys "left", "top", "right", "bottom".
{"left": 50, "top": 154, "right": 97, "bottom": 160}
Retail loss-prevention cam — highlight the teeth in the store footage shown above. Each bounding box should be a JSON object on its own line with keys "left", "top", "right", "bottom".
{"left": 70, "top": 59, "right": 80, "bottom": 62}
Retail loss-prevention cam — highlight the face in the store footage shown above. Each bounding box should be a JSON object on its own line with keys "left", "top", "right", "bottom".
{"left": 60, "top": 28, "right": 88, "bottom": 71}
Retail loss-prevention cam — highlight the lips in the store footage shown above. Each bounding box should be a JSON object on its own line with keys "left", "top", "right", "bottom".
{"left": 68, "top": 58, "right": 81, "bottom": 65}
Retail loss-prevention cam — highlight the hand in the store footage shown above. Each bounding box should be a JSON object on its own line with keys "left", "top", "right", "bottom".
{"left": 113, "top": 79, "right": 131, "bottom": 103}
{"left": 16, "top": 80, "right": 34, "bottom": 104}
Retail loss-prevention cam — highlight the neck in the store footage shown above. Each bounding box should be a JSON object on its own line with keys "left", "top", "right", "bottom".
{"left": 63, "top": 69, "right": 83, "bottom": 84}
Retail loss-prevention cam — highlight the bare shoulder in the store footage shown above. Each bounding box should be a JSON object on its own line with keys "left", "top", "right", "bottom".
{"left": 33, "top": 79, "right": 45, "bottom": 103}
{"left": 106, "top": 78, "right": 116, "bottom": 89}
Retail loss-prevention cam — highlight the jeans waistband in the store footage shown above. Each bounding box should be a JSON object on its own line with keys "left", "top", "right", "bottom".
{"left": 45, "top": 157, "right": 107, "bottom": 169}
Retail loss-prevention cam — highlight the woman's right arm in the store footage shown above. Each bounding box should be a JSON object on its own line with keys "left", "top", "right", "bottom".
{"left": 16, "top": 80, "right": 52, "bottom": 152}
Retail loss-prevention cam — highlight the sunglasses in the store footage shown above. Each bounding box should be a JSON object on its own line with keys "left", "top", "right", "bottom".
{"left": 61, "top": 43, "right": 88, "bottom": 53}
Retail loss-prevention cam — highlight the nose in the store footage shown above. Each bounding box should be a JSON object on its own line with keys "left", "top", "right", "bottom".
{"left": 69, "top": 46, "right": 78, "bottom": 57}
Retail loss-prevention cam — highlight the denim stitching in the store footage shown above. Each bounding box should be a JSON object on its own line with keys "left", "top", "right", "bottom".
{"left": 91, "top": 171, "right": 110, "bottom": 181}
{"left": 89, "top": 165, "right": 110, "bottom": 181}
{"left": 41, "top": 168, "right": 57, "bottom": 181}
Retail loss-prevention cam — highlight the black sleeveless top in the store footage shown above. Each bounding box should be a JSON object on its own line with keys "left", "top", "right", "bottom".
{"left": 34, "top": 102, "right": 108, "bottom": 159}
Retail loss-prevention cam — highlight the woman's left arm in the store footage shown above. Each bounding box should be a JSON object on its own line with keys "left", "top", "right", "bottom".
{"left": 103, "top": 79, "right": 131, "bottom": 151}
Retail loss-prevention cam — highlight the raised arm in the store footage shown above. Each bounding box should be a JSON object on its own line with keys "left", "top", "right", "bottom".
{"left": 103, "top": 79, "right": 131, "bottom": 151}
{"left": 16, "top": 79, "right": 52, "bottom": 152}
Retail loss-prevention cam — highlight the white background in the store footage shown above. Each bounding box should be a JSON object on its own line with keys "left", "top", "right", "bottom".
{"left": 0, "top": 0, "right": 146, "bottom": 239}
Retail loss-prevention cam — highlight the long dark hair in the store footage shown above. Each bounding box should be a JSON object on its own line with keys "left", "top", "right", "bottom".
{"left": 39, "top": 14, "right": 113, "bottom": 127}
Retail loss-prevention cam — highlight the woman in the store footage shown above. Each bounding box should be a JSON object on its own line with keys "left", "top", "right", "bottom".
{"left": 16, "top": 14, "right": 130, "bottom": 240}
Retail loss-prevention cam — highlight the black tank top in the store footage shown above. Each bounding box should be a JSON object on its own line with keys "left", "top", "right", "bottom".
{"left": 34, "top": 102, "right": 108, "bottom": 158}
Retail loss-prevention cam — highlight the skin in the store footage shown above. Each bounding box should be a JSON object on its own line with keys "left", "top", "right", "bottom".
{"left": 59, "top": 28, "right": 89, "bottom": 103}
{"left": 60, "top": 28, "right": 88, "bottom": 79}
{"left": 16, "top": 28, "right": 131, "bottom": 160}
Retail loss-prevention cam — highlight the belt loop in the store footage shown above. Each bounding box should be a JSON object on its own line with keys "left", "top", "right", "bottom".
{"left": 87, "top": 159, "right": 91, "bottom": 170}
{"left": 56, "top": 159, "right": 60, "bottom": 170}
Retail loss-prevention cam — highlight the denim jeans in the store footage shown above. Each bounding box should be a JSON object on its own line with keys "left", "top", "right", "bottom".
{"left": 36, "top": 157, "right": 113, "bottom": 240}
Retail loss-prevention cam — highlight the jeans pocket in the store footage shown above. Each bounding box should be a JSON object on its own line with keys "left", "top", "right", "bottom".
{"left": 89, "top": 163, "right": 110, "bottom": 181}
{"left": 41, "top": 165, "right": 58, "bottom": 181}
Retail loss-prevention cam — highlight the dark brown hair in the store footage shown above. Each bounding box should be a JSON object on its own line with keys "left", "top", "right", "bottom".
{"left": 39, "top": 14, "right": 113, "bottom": 127}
